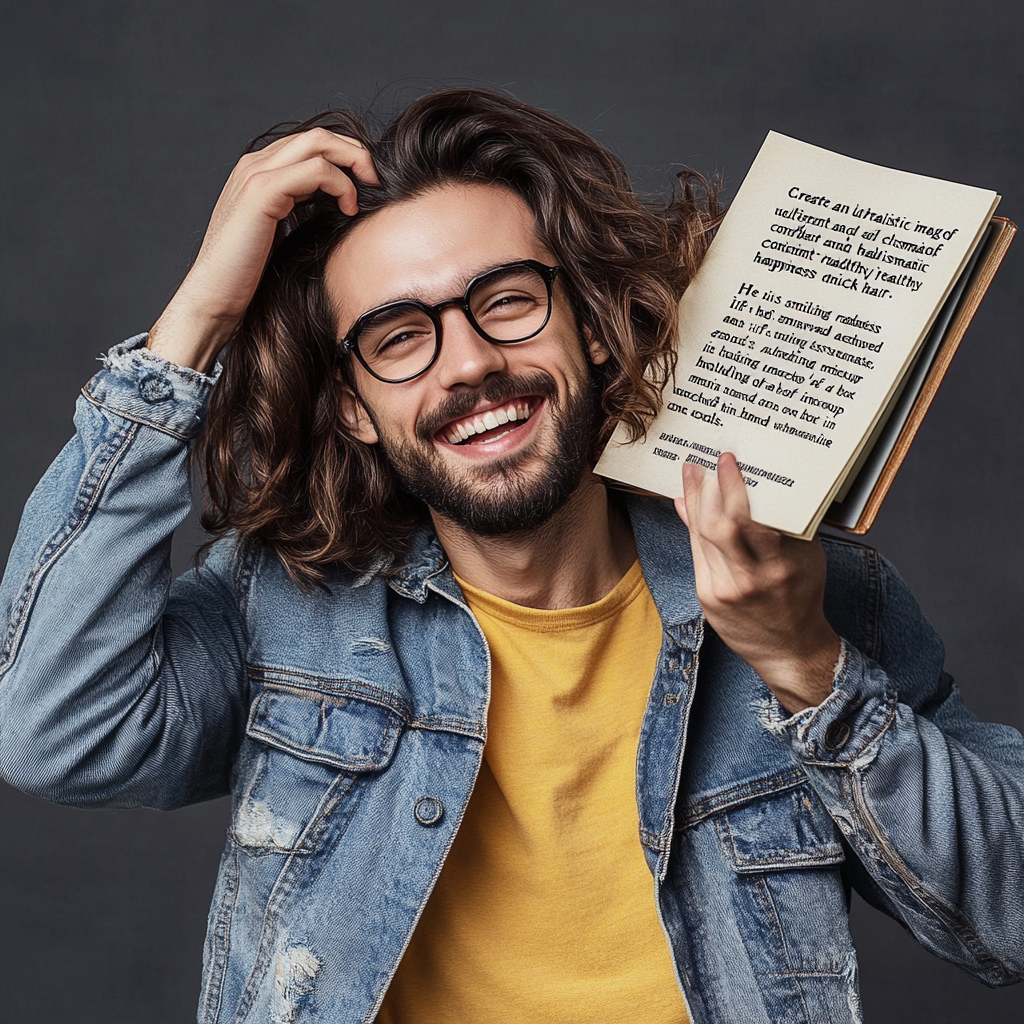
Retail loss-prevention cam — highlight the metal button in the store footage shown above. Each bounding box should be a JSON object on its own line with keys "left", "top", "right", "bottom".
{"left": 823, "top": 720, "right": 852, "bottom": 753}
{"left": 414, "top": 796, "right": 444, "bottom": 827}
{"left": 138, "top": 374, "right": 173, "bottom": 403}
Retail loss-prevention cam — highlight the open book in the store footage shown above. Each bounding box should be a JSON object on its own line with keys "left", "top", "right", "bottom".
{"left": 595, "top": 133, "right": 1016, "bottom": 539}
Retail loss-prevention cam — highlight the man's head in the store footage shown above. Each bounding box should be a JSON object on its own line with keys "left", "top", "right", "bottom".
{"left": 200, "top": 88, "right": 720, "bottom": 583}
{"left": 327, "top": 182, "right": 608, "bottom": 538}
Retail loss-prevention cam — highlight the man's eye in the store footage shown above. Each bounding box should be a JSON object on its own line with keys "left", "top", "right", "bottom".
{"left": 376, "top": 328, "right": 431, "bottom": 355}
{"left": 480, "top": 292, "right": 536, "bottom": 317}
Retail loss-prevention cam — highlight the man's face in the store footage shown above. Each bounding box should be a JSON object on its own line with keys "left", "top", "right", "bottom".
{"left": 325, "top": 183, "right": 610, "bottom": 536}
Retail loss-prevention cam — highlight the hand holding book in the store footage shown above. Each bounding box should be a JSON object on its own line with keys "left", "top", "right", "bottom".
{"left": 596, "top": 133, "right": 1015, "bottom": 538}
{"left": 676, "top": 451, "right": 841, "bottom": 714}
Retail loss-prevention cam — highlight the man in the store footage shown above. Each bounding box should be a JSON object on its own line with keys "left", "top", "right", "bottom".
{"left": 0, "top": 89, "right": 1021, "bottom": 1024}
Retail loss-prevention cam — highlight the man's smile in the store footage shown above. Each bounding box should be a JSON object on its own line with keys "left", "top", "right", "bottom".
{"left": 438, "top": 396, "right": 543, "bottom": 447}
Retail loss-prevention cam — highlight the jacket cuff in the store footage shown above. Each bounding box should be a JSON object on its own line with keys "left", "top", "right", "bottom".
{"left": 82, "top": 334, "right": 220, "bottom": 440}
{"left": 763, "top": 639, "right": 899, "bottom": 766}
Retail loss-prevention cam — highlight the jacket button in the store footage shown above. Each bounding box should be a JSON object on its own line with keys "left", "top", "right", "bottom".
{"left": 138, "top": 374, "right": 174, "bottom": 403}
{"left": 414, "top": 796, "right": 444, "bottom": 827}
{"left": 823, "top": 720, "right": 852, "bottom": 753}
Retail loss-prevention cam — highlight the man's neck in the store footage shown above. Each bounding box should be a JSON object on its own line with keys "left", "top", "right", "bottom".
{"left": 430, "top": 472, "right": 637, "bottom": 610}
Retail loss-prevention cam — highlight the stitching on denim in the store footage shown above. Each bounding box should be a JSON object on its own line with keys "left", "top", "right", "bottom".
{"left": 362, "top": 731, "right": 485, "bottom": 1024}
{"left": 200, "top": 849, "right": 240, "bottom": 1024}
{"left": 637, "top": 624, "right": 702, "bottom": 862}
{"left": 680, "top": 766, "right": 808, "bottom": 829}
{"left": 80, "top": 384, "right": 198, "bottom": 442}
{"left": 245, "top": 690, "right": 403, "bottom": 773}
{"left": 712, "top": 813, "right": 843, "bottom": 875}
{"left": 797, "top": 701, "right": 897, "bottom": 768}
{"left": 230, "top": 771, "right": 357, "bottom": 856}
{"left": 226, "top": 757, "right": 377, "bottom": 1022}
{"left": 850, "top": 768, "right": 1012, "bottom": 979}
{"left": 228, "top": 830, "right": 320, "bottom": 1022}
{"left": 868, "top": 547, "right": 883, "bottom": 662}
{"left": 0, "top": 421, "right": 137, "bottom": 675}
{"left": 245, "top": 666, "right": 488, "bottom": 740}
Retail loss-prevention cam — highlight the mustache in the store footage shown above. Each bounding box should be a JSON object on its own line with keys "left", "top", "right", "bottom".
{"left": 416, "top": 372, "right": 559, "bottom": 441}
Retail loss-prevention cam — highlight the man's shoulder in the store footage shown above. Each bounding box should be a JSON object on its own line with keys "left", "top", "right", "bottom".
{"left": 819, "top": 534, "right": 947, "bottom": 697}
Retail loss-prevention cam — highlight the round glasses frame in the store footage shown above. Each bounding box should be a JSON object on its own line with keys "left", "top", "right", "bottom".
{"left": 338, "top": 259, "right": 560, "bottom": 384}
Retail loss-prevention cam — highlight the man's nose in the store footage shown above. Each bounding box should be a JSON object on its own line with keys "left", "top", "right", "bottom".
{"left": 433, "top": 307, "right": 510, "bottom": 389}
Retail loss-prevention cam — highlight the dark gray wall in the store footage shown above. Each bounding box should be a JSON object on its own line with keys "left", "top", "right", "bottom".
{"left": 1, "top": 2, "right": 1021, "bottom": 1021}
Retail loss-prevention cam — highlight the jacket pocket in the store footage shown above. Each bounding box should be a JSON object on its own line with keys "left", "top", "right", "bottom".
{"left": 230, "top": 680, "right": 404, "bottom": 855}
{"left": 713, "top": 783, "right": 856, "bottom": 1002}
{"left": 716, "top": 782, "right": 846, "bottom": 872}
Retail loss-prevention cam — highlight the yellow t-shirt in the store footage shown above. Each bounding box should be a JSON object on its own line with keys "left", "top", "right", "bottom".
{"left": 378, "top": 561, "right": 690, "bottom": 1024}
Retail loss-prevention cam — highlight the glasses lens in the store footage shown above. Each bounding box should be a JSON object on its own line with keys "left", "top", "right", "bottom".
{"left": 468, "top": 265, "right": 551, "bottom": 342}
{"left": 355, "top": 303, "right": 438, "bottom": 381}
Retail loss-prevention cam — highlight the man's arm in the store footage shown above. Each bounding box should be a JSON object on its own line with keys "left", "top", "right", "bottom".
{"left": 0, "top": 340, "right": 249, "bottom": 807}
{"left": 0, "top": 128, "right": 380, "bottom": 806}
{"left": 677, "top": 453, "right": 1024, "bottom": 985}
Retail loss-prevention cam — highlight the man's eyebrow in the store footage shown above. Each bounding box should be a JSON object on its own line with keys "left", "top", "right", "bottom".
{"left": 365, "top": 258, "right": 531, "bottom": 309}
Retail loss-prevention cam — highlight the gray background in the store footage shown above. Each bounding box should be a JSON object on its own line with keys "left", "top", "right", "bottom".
{"left": 1, "top": 1, "right": 1022, "bottom": 1021}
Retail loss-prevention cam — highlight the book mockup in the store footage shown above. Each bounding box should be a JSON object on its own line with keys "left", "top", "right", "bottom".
{"left": 595, "top": 132, "right": 1015, "bottom": 538}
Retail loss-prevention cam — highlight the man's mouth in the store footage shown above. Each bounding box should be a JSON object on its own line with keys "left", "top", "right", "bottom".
{"left": 439, "top": 397, "right": 541, "bottom": 446}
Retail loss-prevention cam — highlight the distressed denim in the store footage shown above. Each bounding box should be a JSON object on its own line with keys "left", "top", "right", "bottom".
{"left": 1, "top": 336, "right": 1022, "bottom": 1024}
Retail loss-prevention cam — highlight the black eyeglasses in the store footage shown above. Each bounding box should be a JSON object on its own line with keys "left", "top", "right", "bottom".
{"left": 339, "top": 260, "right": 560, "bottom": 384}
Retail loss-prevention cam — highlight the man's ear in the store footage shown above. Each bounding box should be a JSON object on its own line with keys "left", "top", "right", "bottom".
{"left": 337, "top": 382, "right": 380, "bottom": 444}
{"left": 583, "top": 325, "right": 612, "bottom": 366}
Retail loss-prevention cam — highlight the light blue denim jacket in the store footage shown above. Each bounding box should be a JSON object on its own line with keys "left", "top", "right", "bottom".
{"left": 1, "top": 336, "right": 1022, "bottom": 1024}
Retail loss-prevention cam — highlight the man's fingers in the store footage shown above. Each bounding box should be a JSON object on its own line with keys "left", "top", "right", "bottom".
{"left": 717, "top": 452, "right": 752, "bottom": 521}
{"left": 255, "top": 128, "right": 381, "bottom": 187}
{"left": 243, "top": 157, "right": 367, "bottom": 220}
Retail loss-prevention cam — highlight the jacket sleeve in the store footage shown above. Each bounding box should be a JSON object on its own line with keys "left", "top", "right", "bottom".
{"left": 765, "top": 539, "right": 1024, "bottom": 986}
{"left": 0, "top": 336, "right": 250, "bottom": 810}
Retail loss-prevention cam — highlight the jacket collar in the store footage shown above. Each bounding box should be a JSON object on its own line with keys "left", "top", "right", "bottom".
{"left": 625, "top": 494, "right": 703, "bottom": 642}
{"left": 386, "top": 494, "right": 703, "bottom": 639}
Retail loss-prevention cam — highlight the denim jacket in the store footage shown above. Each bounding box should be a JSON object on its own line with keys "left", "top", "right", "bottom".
{"left": 1, "top": 336, "right": 1022, "bottom": 1024}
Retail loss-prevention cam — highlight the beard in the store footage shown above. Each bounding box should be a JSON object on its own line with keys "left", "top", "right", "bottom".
{"left": 368, "top": 368, "right": 599, "bottom": 537}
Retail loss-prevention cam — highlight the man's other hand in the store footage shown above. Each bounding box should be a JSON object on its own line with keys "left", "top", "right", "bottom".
{"left": 674, "top": 453, "right": 841, "bottom": 714}
{"left": 148, "top": 129, "right": 380, "bottom": 373}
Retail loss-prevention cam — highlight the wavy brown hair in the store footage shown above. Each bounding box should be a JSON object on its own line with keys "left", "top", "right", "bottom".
{"left": 198, "top": 88, "right": 723, "bottom": 585}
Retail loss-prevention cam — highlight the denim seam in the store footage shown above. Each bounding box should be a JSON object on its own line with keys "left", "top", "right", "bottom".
{"left": 363, "top": 725, "right": 488, "bottom": 1024}
{"left": 714, "top": 808, "right": 845, "bottom": 872}
{"left": 80, "top": 384, "right": 200, "bottom": 442}
{"left": 245, "top": 691, "right": 403, "bottom": 773}
{"left": 230, "top": 771, "right": 357, "bottom": 857}
{"left": 849, "top": 768, "right": 1013, "bottom": 980}
{"left": 753, "top": 872, "right": 814, "bottom": 1022}
{"left": 680, "top": 766, "right": 808, "bottom": 829}
{"left": 228, "top": 832, "right": 321, "bottom": 1023}
{"left": 200, "top": 849, "right": 240, "bottom": 1024}
{"left": 866, "top": 545, "right": 883, "bottom": 661}
{"left": 642, "top": 620, "right": 703, "bottom": 862}
{"left": 797, "top": 699, "right": 897, "bottom": 767}
{"left": 0, "top": 421, "right": 137, "bottom": 675}
{"left": 245, "top": 668, "right": 487, "bottom": 740}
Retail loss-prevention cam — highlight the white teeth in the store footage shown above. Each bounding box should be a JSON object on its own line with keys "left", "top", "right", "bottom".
{"left": 444, "top": 400, "right": 535, "bottom": 444}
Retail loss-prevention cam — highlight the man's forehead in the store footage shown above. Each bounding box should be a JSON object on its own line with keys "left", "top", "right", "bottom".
{"left": 326, "top": 183, "right": 551, "bottom": 313}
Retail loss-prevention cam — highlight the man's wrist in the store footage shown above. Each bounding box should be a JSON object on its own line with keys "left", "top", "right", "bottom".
{"left": 755, "top": 631, "right": 843, "bottom": 714}
{"left": 147, "top": 287, "right": 240, "bottom": 374}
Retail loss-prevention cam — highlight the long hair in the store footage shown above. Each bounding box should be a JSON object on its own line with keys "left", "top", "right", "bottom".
{"left": 198, "top": 88, "right": 723, "bottom": 585}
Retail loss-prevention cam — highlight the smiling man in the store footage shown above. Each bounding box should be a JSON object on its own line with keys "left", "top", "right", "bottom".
{"left": 1, "top": 89, "right": 1022, "bottom": 1024}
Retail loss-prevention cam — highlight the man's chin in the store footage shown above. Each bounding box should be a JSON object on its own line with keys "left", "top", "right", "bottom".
{"left": 399, "top": 451, "right": 585, "bottom": 537}
{"left": 375, "top": 368, "right": 599, "bottom": 537}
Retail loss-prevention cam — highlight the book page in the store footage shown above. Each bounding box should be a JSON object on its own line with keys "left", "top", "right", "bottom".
{"left": 595, "top": 132, "right": 998, "bottom": 537}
